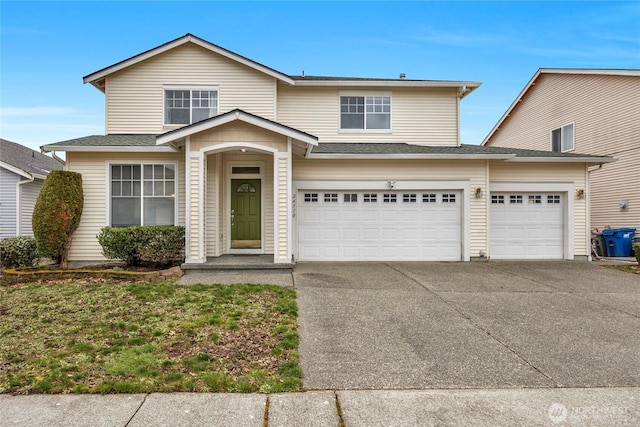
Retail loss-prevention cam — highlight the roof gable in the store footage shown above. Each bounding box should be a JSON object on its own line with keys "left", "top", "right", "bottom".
{"left": 156, "top": 109, "right": 318, "bottom": 146}
{"left": 83, "top": 33, "right": 295, "bottom": 91}
{"left": 482, "top": 68, "right": 640, "bottom": 146}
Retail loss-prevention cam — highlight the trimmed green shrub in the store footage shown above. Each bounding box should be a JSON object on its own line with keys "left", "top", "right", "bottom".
{"left": 634, "top": 242, "right": 640, "bottom": 265}
{"left": 0, "top": 236, "right": 39, "bottom": 268}
{"left": 32, "top": 171, "right": 84, "bottom": 269}
{"left": 97, "top": 226, "right": 185, "bottom": 267}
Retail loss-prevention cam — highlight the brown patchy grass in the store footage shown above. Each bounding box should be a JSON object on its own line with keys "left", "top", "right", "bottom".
{"left": 0, "top": 280, "right": 301, "bottom": 394}
{"left": 602, "top": 264, "right": 640, "bottom": 275}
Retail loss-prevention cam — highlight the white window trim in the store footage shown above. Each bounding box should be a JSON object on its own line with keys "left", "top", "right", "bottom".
{"left": 163, "top": 85, "right": 219, "bottom": 127}
{"left": 338, "top": 91, "right": 392, "bottom": 133}
{"left": 105, "top": 160, "right": 180, "bottom": 227}
{"left": 550, "top": 122, "right": 575, "bottom": 153}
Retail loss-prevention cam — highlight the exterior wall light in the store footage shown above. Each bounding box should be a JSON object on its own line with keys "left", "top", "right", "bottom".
{"left": 475, "top": 187, "right": 483, "bottom": 198}
{"left": 576, "top": 189, "right": 585, "bottom": 199}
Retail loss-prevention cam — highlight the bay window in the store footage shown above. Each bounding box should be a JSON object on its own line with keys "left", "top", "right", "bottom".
{"left": 110, "top": 163, "right": 177, "bottom": 227}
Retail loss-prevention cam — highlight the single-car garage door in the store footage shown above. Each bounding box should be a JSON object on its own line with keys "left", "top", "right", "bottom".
{"left": 297, "top": 190, "right": 462, "bottom": 261}
{"left": 489, "top": 193, "right": 564, "bottom": 259}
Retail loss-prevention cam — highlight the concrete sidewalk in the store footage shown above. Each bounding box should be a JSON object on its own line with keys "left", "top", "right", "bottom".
{"left": 1, "top": 387, "right": 638, "bottom": 426}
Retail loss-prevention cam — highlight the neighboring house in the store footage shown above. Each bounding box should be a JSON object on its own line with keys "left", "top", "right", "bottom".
{"left": 42, "top": 34, "right": 613, "bottom": 264}
{"left": 482, "top": 69, "right": 640, "bottom": 233}
{"left": 0, "top": 138, "right": 64, "bottom": 238}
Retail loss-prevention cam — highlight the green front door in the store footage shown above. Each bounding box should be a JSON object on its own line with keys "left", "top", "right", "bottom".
{"left": 231, "top": 179, "right": 261, "bottom": 249}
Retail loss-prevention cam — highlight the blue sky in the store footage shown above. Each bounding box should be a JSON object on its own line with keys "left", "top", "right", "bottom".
{"left": 1, "top": 1, "right": 639, "bottom": 152}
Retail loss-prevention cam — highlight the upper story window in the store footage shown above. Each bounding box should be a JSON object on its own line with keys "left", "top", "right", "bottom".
{"left": 551, "top": 123, "right": 574, "bottom": 152}
{"left": 340, "top": 95, "right": 391, "bottom": 130}
{"left": 165, "top": 88, "right": 218, "bottom": 125}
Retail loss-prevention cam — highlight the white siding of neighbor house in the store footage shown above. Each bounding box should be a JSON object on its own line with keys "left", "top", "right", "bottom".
{"left": 0, "top": 167, "right": 19, "bottom": 238}
{"left": 277, "top": 85, "right": 459, "bottom": 146}
{"left": 489, "top": 161, "right": 588, "bottom": 257}
{"left": 18, "top": 179, "right": 44, "bottom": 236}
{"left": 65, "top": 152, "right": 185, "bottom": 262}
{"left": 292, "top": 158, "right": 488, "bottom": 257}
{"left": 105, "top": 43, "right": 278, "bottom": 134}
{"left": 485, "top": 73, "right": 640, "bottom": 231}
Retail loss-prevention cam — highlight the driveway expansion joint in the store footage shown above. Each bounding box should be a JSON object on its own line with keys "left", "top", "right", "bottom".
{"left": 386, "top": 263, "right": 557, "bottom": 386}
{"left": 125, "top": 393, "right": 149, "bottom": 426}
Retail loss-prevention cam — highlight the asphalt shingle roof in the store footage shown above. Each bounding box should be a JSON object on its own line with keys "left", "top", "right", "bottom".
{"left": 45, "top": 134, "right": 158, "bottom": 147}
{"left": 311, "top": 143, "right": 612, "bottom": 159}
{"left": 0, "top": 138, "right": 63, "bottom": 176}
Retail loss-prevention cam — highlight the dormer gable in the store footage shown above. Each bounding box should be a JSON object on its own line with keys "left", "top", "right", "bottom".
{"left": 83, "top": 33, "right": 294, "bottom": 92}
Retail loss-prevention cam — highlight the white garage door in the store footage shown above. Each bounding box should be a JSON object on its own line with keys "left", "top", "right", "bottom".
{"left": 490, "top": 193, "right": 564, "bottom": 259}
{"left": 297, "top": 190, "right": 462, "bottom": 261}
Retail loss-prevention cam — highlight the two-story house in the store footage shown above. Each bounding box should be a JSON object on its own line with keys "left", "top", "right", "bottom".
{"left": 42, "top": 34, "right": 612, "bottom": 264}
{"left": 482, "top": 68, "right": 640, "bottom": 233}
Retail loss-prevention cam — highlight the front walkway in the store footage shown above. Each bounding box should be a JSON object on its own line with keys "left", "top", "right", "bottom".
{"left": 2, "top": 388, "right": 638, "bottom": 426}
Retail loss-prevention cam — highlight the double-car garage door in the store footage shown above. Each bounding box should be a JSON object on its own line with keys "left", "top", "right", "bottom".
{"left": 297, "top": 190, "right": 462, "bottom": 261}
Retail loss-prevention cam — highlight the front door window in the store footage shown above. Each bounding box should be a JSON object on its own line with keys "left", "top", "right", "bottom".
{"left": 231, "top": 179, "right": 261, "bottom": 249}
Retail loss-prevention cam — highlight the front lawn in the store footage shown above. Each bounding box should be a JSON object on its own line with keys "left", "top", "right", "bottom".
{"left": 0, "top": 280, "right": 301, "bottom": 394}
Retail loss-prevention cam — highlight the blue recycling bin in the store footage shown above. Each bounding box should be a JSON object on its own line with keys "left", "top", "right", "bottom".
{"left": 602, "top": 228, "right": 636, "bottom": 257}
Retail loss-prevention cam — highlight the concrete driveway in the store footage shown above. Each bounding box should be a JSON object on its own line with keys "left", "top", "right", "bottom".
{"left": 293, "top": 261, "right": 640, "bottom": 390}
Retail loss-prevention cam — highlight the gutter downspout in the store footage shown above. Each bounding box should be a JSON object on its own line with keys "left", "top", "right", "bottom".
{"left": 51, "top": 151, "right": 66, "bottom": 167}
{"left": 15, "top": 173, "right": 35, "bottom": 236}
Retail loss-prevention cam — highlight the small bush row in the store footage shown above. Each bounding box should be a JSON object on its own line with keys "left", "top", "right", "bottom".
{"left": 0, "top": 236, "right": 39, "bottom": 268}
{"left": 97, "top": 226, "right": 185, "bottom": 267}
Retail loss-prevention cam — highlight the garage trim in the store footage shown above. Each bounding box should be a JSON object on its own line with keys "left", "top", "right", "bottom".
{"left": 293, "top": 180, "right": 470, "bottom": 261}
{"left": 488, "top": 182, "right": 574, "bottom": 260}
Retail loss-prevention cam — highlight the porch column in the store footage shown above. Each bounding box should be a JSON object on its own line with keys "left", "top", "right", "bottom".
{"left": 185, "top": 154, "right": 206, "bottom": 263}
{"left": 274, "top": 151, "right": 291, "bottom": 263}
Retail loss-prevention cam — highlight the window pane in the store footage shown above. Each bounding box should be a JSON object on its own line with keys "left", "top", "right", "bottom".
{"left": 551, "top": 129, "right": 561, "bottom": 152}
{"left": 165, "top": 165, "right": 175, "bottom": 179}
{"left": 366, "top": 113, "right": 391, "bottom": 129}
{"left": 144, "top": 197, "right": 175, "bottom": 225}
{"left": 112, "top": 198, "right": 141, "bottom": 227}
{"left": 561, "top": 124, "right": 574, "bottom": 151}
{"left": 341, "top": 113, "right": 365, "bottom": 129}
{"left": 133, "top": 181, "right": 141, "bottom": 197}
{"left": 165, "top": 90, "right": 190, "bottom": 124}
{"left": 144, "top": 165, "right": 153, "bottom": 179}
{"left": 112, "top": 165, "right": 121, "bottom": 179}
{"left": 144, "top": 181, "right": 153, "bottom": 196}
{"left": 154, "top": 181, "right": 164, "bottom": 196}
{"left": 122, "top": 166, "right": 131, "bottom": 179}
{"left": 165, "top": 181, "right": 174, "bottom": 196}
{"left": 111, "top": 181, "right": 121, "bottom": 197}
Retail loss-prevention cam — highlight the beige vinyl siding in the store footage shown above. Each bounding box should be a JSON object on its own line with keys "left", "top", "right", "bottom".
{"left": 277, "top": 86, "right": 459, "bottom": 146}
{"left": 190, "top": 122, "right": 288, "bottom": 153}
{"left": 489, "top": 161, "right": 588, "bottom": 257}
{"left": 485, "top": 73, "right": 640, "bottom": 232}
{"left": 18, "top": 179, "right": 43, "bottom": 236}
{"left": 276, "top": 155, "right": 289, "bottom": 260}
{"left": 206, "top": 154, "right": 222, "bottom": 257}
{"left": 590, "top": 148, "right": 640, "bottom": 230}
{"left": 65, "top": 152, "right": 185, "bottom": 262}
{"left": 486, "top": 74, "right": 640, "bottom": 154}
{"left": 106, "top": 43, "right": 277, "bottom": 134}
{"left": 187, "top": 156, "right": 201, "bottom": 261}
{"left": 293, "top": 158, "right": 487, "bottom": 257}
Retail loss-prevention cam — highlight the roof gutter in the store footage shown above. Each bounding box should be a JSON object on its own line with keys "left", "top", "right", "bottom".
{"left": 504, "top": 156, "right": 616, "bottom": 164}
{"left": 41, "top": 145, "right": 177, "bottom": 153}
{"left": 307, "top": 153, "right": 517, "bottom": 160}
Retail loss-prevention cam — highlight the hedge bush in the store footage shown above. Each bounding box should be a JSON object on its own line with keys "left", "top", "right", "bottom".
{"left": 32, "top": 170, "right": 84, "bottom": 269}
{"left": 635, "top": 242, "right": 640, "bottom": 265}
{"left": 0, "top": 236, "right": 39, "bottom": 268}
{"left": 97, "top": 226, "right": 185, "bottom": 267}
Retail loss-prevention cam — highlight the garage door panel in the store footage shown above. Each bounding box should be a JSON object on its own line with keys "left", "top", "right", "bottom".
{"left": 490, "top": 192, "right": 564, "bottom": 260}
{"left": 298, "top": 189, "right": 462, "bottom": 261}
